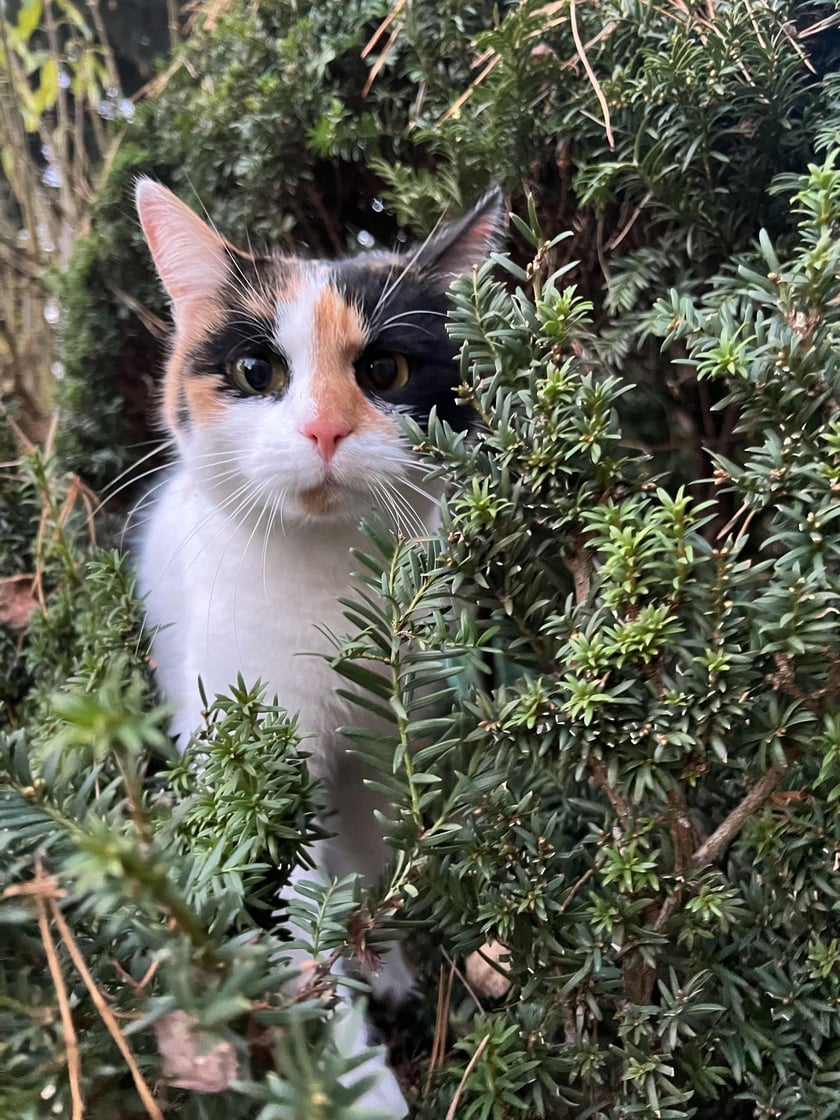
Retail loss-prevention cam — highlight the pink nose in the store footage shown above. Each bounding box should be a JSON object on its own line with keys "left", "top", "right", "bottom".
{"left": 300, "top": 417, "right": 353, "bottom": 462}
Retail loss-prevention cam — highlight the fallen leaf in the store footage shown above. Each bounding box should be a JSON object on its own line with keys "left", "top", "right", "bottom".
{"left": 154, "top": 1010, "right": 241, "bottom": 1093}
{"left": 0, "top": 575, "right": 38, "bottom": 631}
{"left": 465, "top": 940, "right": 512, "bottom": 999}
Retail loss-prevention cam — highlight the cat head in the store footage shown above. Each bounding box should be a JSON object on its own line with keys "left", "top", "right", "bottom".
{"left": 135, "top": 180, "right": 504, "bottom": 525}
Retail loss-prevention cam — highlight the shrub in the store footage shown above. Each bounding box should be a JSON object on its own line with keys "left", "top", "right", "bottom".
{"left": 4, "top": 2, "right": 840, "bottom": 1118}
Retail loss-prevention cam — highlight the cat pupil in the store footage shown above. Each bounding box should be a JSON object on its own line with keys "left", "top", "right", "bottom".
{"left": 356, "top": 351, "right": 410, "bottom": 393}
{"left": 239, "top": 356, "right": 271, "bottom": 392}
{"left": 369, "top": 358, "right": 395, "bottom": 387}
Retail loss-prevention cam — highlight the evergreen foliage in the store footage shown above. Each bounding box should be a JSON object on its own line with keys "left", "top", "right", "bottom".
{"left": 4, "top": 1, "right": 840, "bottom": 1118}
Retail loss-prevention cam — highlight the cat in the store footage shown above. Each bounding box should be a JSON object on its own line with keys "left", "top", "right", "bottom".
{"left": 134, "top": 178, "right": 503, "bottom": 1116}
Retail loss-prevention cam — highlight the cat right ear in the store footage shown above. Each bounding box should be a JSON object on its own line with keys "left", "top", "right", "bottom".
{"left": 413, "top": 187, "right": 507, "bottom": 287}
{"left": 135, "top": 179, "right": 229, "bottom": 332}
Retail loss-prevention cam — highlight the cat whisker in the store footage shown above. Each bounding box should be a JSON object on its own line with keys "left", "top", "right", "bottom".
{"left": 96, "top": 438, "right": 177, "bottom": 507}
{"left": 94, "top": 460, "right": 175, "bottom": 518}
{"left": 233, "top": 486, "right": 276, "bottom": 639}
{"left": 375, "top": 309, "right": 446, "bottom": 336}
{"left": 261, "top": 490, "right": 285, "bottom": 595}
{"left": 103, "top": 446, "right": 247, "bottom": 526}
{"left": 208, "top": 484, "right": 269, "bottom": 656}
{"left": 121, "top": 473, "right": 186, "bottom": 544}
{"left": 388, "top": 470, "right": 444, "bottom": 510}
{"left": 367, "top": 210, "right": 451, "bottom": 334}
{"left": 370, "top": 480, "right": 404, "bottom": 537}
{"left": 373, "top": 478, "right": 426, "bottom": 539}
{"left": 158, "top": 475, "right": 257, "bottom": 584}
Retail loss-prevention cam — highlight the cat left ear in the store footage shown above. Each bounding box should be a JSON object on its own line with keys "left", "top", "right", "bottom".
{"left": 135, "top": 178, "right": 230, "bottom": 333}
{"left": 413, "top": 187, "right": 506, "bottom": 287}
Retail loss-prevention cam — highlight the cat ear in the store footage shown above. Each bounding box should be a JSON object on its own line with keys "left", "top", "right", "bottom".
{"left": 413, "top": 188, "right": 506, "bottom": 287}
{"left": 135, "top": 178, "right": 229, "bottom": 331}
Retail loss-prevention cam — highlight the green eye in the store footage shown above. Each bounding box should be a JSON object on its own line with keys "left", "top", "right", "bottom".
{"left": 230, "top": 354, "right": 289, "bottom": 395}
{"left": 355, "top": 351, "right": 410, "bottom": 393}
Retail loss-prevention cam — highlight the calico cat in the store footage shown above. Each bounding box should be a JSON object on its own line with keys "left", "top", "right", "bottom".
{"left": 134, "top": 179, "right": 503, "bottom": 1116}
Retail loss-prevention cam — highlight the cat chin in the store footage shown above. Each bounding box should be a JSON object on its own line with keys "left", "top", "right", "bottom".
{"left": 298, "top": 482, "right": 348, "bottom": 517}
{"left": 279, "top": 482, "right": 379, "bottom": 526}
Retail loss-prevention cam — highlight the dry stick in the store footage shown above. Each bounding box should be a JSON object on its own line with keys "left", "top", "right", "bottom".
{"left": 362, "top": 25, "right": 401, "bottom": 98}
{"left": 426, "top": 962, "right": 455, "bottom": 1092}
{"left": 34, "top": 885, "right": 84, "bottom": 1120}
{"left": 444, "top": 1033, "right": 491, "bottom": 1120}
{"left": 440, "top": 54, "right": 501, "bottom": 123}
{"left": 569, "top": 0, "right": 614, "bottom": 149}
{"left": 691, "top": 767, "right": 782, "bottom": 869}
{"left": 361, "top": 0, "right": 407, "bottom": 59}
{"left": 47, "top": 897, "right": 166, "bottom": 1120}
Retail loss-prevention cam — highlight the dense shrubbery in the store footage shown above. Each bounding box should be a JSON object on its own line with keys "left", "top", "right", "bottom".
{"left": 4, "top": 1, "right": 840, "bottom": 1118}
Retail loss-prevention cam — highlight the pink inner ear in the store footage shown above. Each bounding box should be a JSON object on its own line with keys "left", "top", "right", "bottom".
{"left": 135, "top": 179, "right": 229, "bottom": 327}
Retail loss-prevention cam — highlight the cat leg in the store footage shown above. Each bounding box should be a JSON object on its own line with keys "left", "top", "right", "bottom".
{"left": 319, "top": 756, "right": 416, "bottom": 1006}
{"left": 278, "top": 854, "right": 409, "bottom": 1119}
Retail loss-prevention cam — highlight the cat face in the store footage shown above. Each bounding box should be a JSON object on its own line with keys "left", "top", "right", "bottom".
{"left": 136, "top": 181, "right": 503, "bottom": 525}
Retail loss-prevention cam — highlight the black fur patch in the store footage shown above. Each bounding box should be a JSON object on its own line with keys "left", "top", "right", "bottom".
{"left": 330, "top": 258, "right": 472, "bottom": 431}
{"left": 188, "top": 312, "right": 282, "bottom": 398}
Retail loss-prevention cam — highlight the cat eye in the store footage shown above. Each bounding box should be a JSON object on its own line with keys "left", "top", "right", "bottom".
{"left": 230, "top": 354, "right": 289, "bottom": 396}
{"left": 355, "top": 351, "right": 410, "bottom": 393}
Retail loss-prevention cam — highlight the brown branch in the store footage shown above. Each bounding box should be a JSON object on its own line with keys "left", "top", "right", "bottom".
{"left": 559, "top": 863, "right": 598, "bottom": 912}
{"left": 691, "top": 767, "right": 782, "bottom": 869}
{"left": 565, "top": 531, "right": 595, "bottom": 605}
{"left": 33, "top": 868, "right": 84, "bottom": 1120}
{"left": 666, "top": 788, "right": 694, "bottom": 876}
{"left": 589, "top": 756, "right": 632, "bottom": 832}
{"left": 47, "top": 893, "right": 166, "bottom": 1120}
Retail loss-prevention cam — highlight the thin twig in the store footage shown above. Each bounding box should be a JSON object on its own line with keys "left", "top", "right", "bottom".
{"left": 34, "top": 870, "right": 84, "bottom": 1120}
{"left": 361, "top": 0, "right": 406, "bottom": 59}
{"left": 440, "top": 54, "right": 500, "bottom": 123}
{"left": 444, "top": 1033, "right": 491, "bottom": 1120}
{"left": 48, "top": 896, "right": 166, "bottom": 1120}
{"left": 426, "top": 962, "right": 455, "bottom": 1092}
{"left": 362, "top": 26, "right": 400, "bottom": 98}
{"left": 439, "top": 945, "right": 487, "bottom": 1011}
{"left": 608, "top": 192, "right": 652, "bottom": 251}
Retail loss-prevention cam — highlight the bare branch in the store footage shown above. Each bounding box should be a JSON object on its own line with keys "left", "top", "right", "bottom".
{"left": 691, "top": 767, "right": 782, "bottom": 869}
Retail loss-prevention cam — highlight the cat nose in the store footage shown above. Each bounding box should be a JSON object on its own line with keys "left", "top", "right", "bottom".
{"left": 300, "top": 417, "right": 353, "bottom": 462}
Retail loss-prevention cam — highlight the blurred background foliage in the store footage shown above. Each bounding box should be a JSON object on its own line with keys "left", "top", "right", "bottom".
{"left": 4, "top": 1, "right": 840, "bottom": 1118}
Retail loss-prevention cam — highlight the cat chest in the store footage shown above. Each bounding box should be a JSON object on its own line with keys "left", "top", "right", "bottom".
{"left": 140, "top": 476, "right": 370, "bottom": 740}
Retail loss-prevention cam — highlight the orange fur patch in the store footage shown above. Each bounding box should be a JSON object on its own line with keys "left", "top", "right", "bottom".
{"left": 310, "top": 286, "right": 388, "bottom": 435}
{"left": 237, "top": 256, "right": 301, "bottom": 322}
{"left": 183, "top": 374, "right": 227, "bottom": 424}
